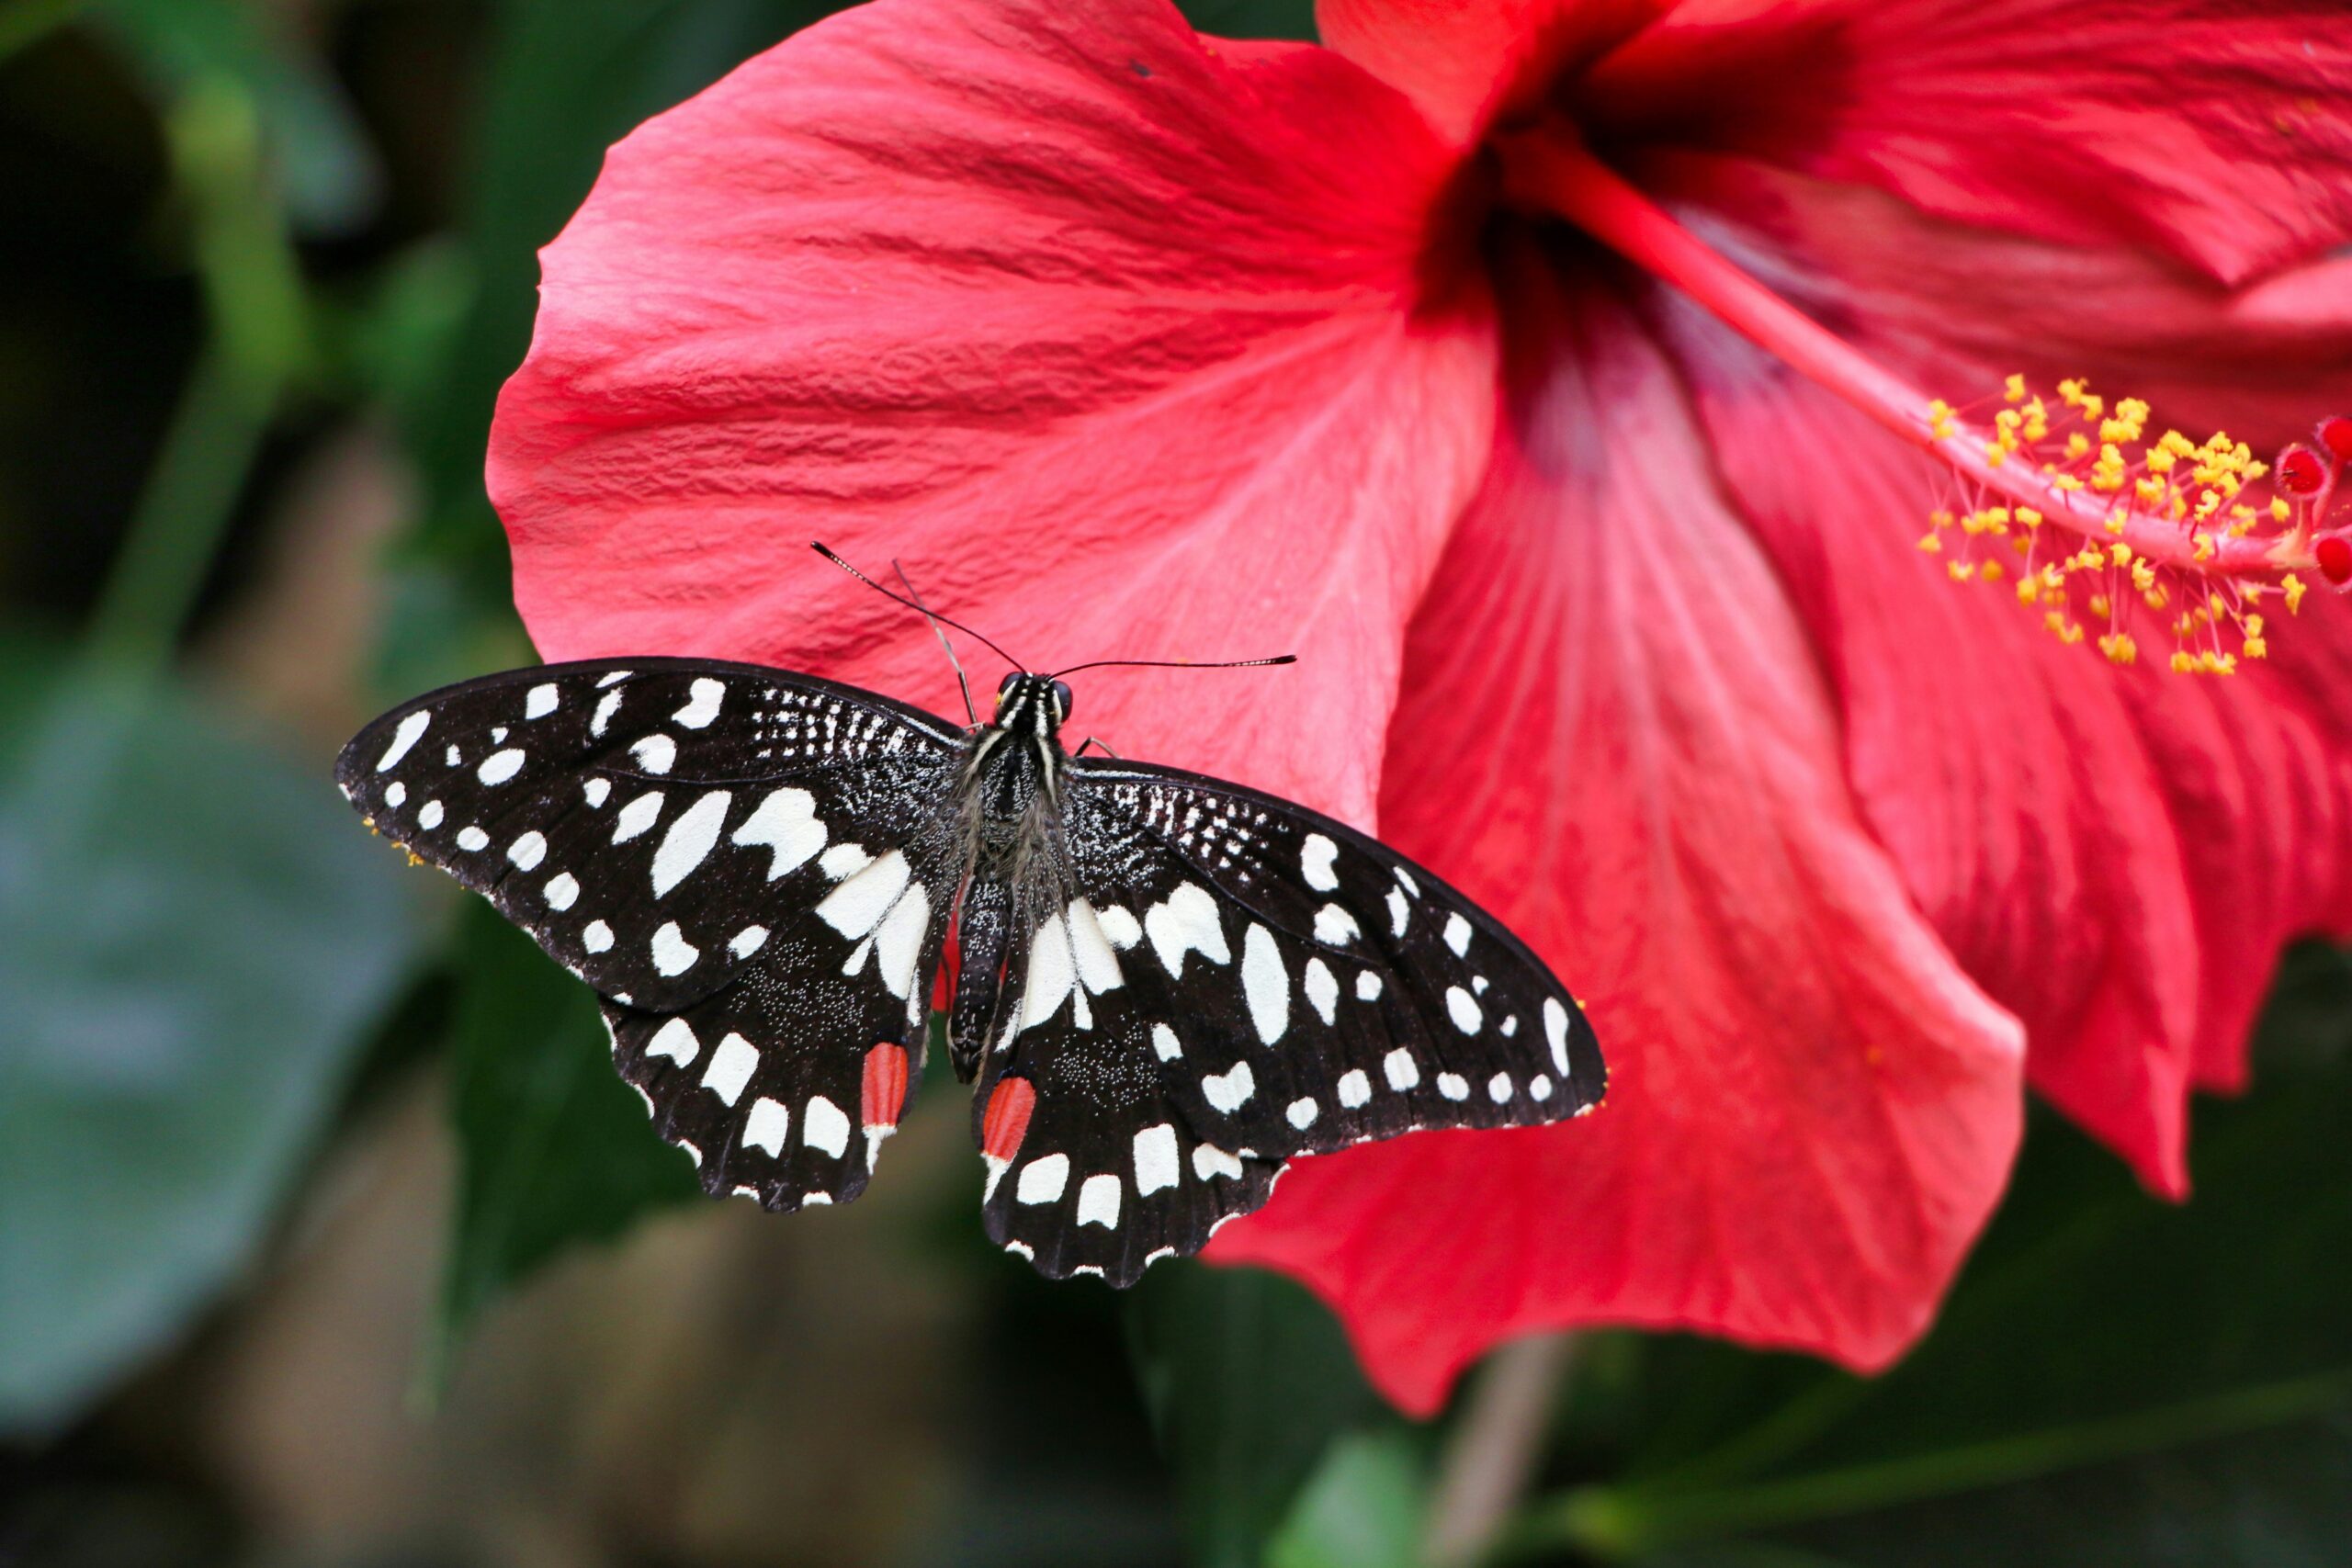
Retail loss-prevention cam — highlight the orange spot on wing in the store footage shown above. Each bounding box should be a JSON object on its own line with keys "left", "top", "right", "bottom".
{"left": 980, "top": 1076, "right": 1035, "bottom": 1163}
{"left": 861, "top": 1043, "right": 910, "bottom": 1131}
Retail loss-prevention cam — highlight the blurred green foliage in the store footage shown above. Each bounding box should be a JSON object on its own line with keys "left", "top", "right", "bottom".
{"left": 1, "top": 0, "right": 2348, "bottom": 1564}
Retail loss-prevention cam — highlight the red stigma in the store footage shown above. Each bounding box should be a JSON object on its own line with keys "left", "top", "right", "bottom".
{"left": 981, "top": 1076, "right": 1035, "bottom": 1162}
{"left": 2278, "top": 445, "right": 2330, "bottom": 498}
{"left": 2318, "top": 536, "right": 2352, "bottom": 587}
{"left": 861, "top": 1042, "right": 910, "bottom": 1130}
{"left": 2320, "top": 416, "right": 2352, "bottom": 465}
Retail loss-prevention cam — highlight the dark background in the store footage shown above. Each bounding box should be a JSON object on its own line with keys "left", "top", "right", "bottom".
{"left": 2, "top": 4, "right": 2347, "bottom": 1565}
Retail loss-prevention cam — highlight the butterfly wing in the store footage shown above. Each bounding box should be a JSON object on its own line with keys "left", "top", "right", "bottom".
{"left": 337, "top": 657, "right": 967, "bottom": 1207}
{"left": 972, "top": 759, "right": 1603, "bottom": 1282}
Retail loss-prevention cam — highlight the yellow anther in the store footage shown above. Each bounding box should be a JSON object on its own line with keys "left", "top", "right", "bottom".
{"left": 2273, "top": 498, "right": 2293, "bottom": 523}
{"left": 1949, "top": 560, "right": 1977, "bottom": 581}
{"left": 2005, "top": 373, "right": 2028, "bottom": 402}
{"left": 2171, "top": 650, "right": 2199, "bottom": 673}
{"left": 1981, "top": 560, "right": 2006, "bottom": 583}
{"left": 2016, "top": 507, "right": 2043, "bottom": 529}
{"left": 2245, "top": 634, "right": 2268, "bottom": 659}
{"left": 2098, "top": 632, "right": 2137, "bottom": 666}
{"left": 2088, "top": 592, "right": 2112, "bottom": 618}
{"left": 1918, "top": 532, "right": 1943, "bottom": 553}
{"left": 2193, "top": 533, "right": 2216, "bottom": 562}
{"left": 2110, "top": 543, "right": 2133, "bottom": 566}
{"left": 2065, "top": 433, "right": 2092, "bottom": 460}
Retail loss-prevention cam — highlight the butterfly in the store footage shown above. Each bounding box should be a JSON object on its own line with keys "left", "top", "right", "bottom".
{"left": 336, "top": 553, "right": 1605, "bottom": 1285}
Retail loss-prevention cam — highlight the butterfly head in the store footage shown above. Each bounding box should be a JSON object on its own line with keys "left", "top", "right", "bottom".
{"left": 993, "top": 671, "right": 1072, "bottom": 738}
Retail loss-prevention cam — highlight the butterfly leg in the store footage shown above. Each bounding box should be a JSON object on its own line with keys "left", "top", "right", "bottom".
{"left": 1071, "top": 737, "right": 1123, "bottom": 760}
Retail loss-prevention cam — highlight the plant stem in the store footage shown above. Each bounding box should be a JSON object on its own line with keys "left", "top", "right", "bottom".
{"left": 78, "top": 352, "right": 276, "bottom": 680}
{"left": 1506, "top": 1371, "right": 2352, "bottom": 1559}
{"left": 1424, "top": 1334, "right": 1579, "bottom": 1567}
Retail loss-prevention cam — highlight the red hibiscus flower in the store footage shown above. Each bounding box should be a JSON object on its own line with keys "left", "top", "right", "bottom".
{"left": 486, "top": 0, "right": 2352, "bottom": 1412}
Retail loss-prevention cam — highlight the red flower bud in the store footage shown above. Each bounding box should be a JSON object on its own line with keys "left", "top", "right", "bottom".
{"left": 2278, "top": 444, "right": 2330, "bottom": 497}
{"left": 2318, "top": 536, "right": 2352, "bottom": 586}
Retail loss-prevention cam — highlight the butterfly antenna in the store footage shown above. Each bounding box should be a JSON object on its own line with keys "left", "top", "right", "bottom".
{"left": 811, "top": 543, "right": 1026, "bottom": 671}
{"left": 1048, "top": 654, "right": 1297, "bottom": 678}
{"left": 891, "top": 558, "right": 978, "bottom": 726}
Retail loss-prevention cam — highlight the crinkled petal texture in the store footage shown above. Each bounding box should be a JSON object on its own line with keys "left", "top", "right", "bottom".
{"left": 1211, "top": 243, "right": 2026, "bottom": 1414}
{"left": 1316, "top": 0, "right": 1666, "bottom": 143}
{"left": 490, "top": 0, "right": 1495, "bottom": 824}
{"left": 1584, "top": 0, "right": 2352, "bottom": 284}
{"left": 1638, "top": 156, "right": 2352, "bottom": 1190}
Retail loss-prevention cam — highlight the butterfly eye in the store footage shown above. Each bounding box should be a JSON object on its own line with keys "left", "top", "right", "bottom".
{"left": 995, "top": 671, "right": 1022, "bottom": 705}
{"left": 1051, "top": 681, "right": 1073, "bottom": 720}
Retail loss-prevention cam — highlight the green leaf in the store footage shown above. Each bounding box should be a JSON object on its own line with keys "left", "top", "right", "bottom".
{"left": 1177, "top": 0, "right": 1318, "bottom": 39}
{"left": 1126, "top": 1264, "right": 1385, "bottom": 1568}
{"left": 1266, "top": 1427, "right": 1429, "bottom": 1568}
{"left": 0, "top": 657, "right": 420, "bottom": 1434}
{"left": 433, "top": 900, "right": 698, "bottom": 1377}
{"left": 1513, "top": 949, "right": 2352, "bottom": 1563}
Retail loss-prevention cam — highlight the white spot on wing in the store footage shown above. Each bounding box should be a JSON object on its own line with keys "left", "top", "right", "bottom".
{"left": 1150, "top": 1023, "right": 1182, "bottom": 1062}
{"left": 613, "top": 790, "right": 662, "bottom": 843}
{"left": 1383, "top": 1048, "right": 1419, "bottom": 1092}
{"left": 734, "top": 787, "right": 825, "bottom": 879}
{"left": 1394, "top": 867, "right": 1419, "bottom": 897}
{"left": 590, "top": 688, "right": 623, "bottom": 737}
{"left": 1303, "top": 959, "right": 1338, "bottom": 1024}
{"left": 1544, "top": 998, "right": 1572, "bottom": 1076}
{"left": 1241, "top": 924, "right": 1289, "bottom": 1044}
{"left": 1337, "top": 1069, "right": 1371, "bottom": 1109}
{"left": 1531, "top": 1075, "right": 1555, "bottom": 1101}
{"left": 818, "top": 842, "right": 870, "bottom": 879}
{"left": 1446, "top": 987, "right": 1483, "bottom": 1034}
{"left": 1300, "top": 832, "right": 1340, "bottom": 892}
{"left": 456, "top": 826, "right": 489, "bottom": 852}
{"left": 525, "top": 682, "right": 559, "bottom": 719}
{"left": 385, "top": 782, "right": 406, "bottom": 807}
{"left": 804, "top": 1095, "right": 851, "bottom": 1157}
{"left": 673, "top": 677, "right": 725, "bottom": 729}
{"left": 1443, "top": 912, "right": 1472, "bottom": 956}
{"left": 1437, "top": 1072, "right": 1469, "bottom": 1100}
{"left": 630, "top": 734, "right": 677, "bottom": 775}
{"left": 1145, "top": 883, "right": 1229, "bottom": 979}
{"left": 1313, "top": 904, "right": 1360, "bottom": 946}
{"left": 701, "top": 1033, "right": 759, "bottom": 1106}
{"left": 744, "top": 1099, "right": 789, "bottom": 1155}
{"left": 544, "top": 872, "right": 579, "bottom": 910}
{"left": 1385, "top": 887, "right": 1409, "bottom": 938}
{"left": 419, "top": 800, "right": 444, "bottom": 829}
{"left": 1016, "top": 1153, "right": 1069, "bottom": 1204}
{"left": 650, "top": 921, "right": 699, "bottom": 976}
{"left": 1356, "top": 971, "right": 1384, "bottom": 1002}
{"left": 646, "top": 1018, "right": 699, "bottom": 1066}
{"left": 1202, "top": 1061, "right": 1255, "bottom": 1113}
{"left": 1286, "top": 1097, "right": 1318, "bottom": 1130}
{"left": 583, "top": 778, "right": 610, "bottom": 807}
{"left": 876, "top": 882, "right": 931, "bottom": 999}
{"left": 1193, "top": 1144, "right": 1243, "bottom": 1181}
{"left": 477, "top": 747, "right": 526, "bottom": 784}
{"left": 651, "top": 789, "right": 733, "bottom": 897}
{"left": 1077, "top": 1173, "right": 1122, "bottom": 1229}
{"left": 1066, "top": 900, "right": 1125, "bottom": 995}
{"left": 582, "top": 920, "right": 613, "bottom": 953}
{"left": 1488, "top": 1071, "right": 1513, "bottom": 1103}
{"left": 506, "top": 830, "right": 547, "bottom": 871}
{"left": 817, "top": 849, "right": 910, "bottom": 940}
{"left": 376, "top": 710, "right": 430, "bottom": 771}
{"left": 1133, "top": 1125, "right": 1179, "bottom": 1196}
{"left": 729, "top": 925, "right": 769, "bottom": 958}
{"left": 1095, "top": 906, "right": 1142, "bottom": 949}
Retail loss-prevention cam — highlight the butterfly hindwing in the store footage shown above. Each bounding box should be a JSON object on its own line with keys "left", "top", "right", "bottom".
{"left": 970, "top": 760, "right": 1602, "bottom": 1280}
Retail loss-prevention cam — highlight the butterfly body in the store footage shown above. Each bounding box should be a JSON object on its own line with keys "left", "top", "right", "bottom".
{"left": 338, "top": 656, "right": 1603, "bottom": 1284}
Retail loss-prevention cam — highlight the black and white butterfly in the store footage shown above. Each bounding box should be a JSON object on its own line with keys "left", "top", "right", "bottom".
{"left": 336, "top": 578, "right": 1604, "bottom": 1284}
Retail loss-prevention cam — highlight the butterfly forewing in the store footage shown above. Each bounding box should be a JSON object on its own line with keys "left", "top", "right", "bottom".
{"left": 970, "top": 759, "right": 1603, "bottom": 1281}
{"left": 337, "top": 658, "right": 966, "bottom": 1210}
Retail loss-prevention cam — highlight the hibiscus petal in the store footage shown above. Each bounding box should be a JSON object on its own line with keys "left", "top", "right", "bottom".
{"left": 1210, "top": 239, "right": 2025, "bottom": 1414}
{"left": 1584, "top": 0, "right": 2352, "bottom": 285}
{"left": 489, "top": 0, "right": 1494, "bottom": 824}
{"left": 1652, "top": 296, "right": 2206, "bottom": 1192}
